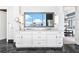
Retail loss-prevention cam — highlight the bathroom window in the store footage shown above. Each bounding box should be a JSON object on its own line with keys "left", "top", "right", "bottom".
{"left": 24, "top": 12, "right": 54, "bottom": 27}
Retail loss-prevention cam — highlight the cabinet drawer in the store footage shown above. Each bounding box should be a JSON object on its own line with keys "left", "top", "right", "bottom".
{"left": 16, "top": 43, "right": 32, "bottom": 47}
{"left": 46, "top": 31, "right": 58, "bottom": 34}
{"left": 21, "top": 31, "right": 32, "bottom": 35}
{"left": 33, "top": 35, "right": 46, "bottom": 39}
{"left": 16, "top": 39, "right": 32, "bottom": 44}
{"left": 33, "top": 31, "right": 40, "bottom": 34}
{"left": 33, "top": 38, "right": 46, "bottom": 41}
{"left": 22, "top": 34, "right": 32, "bottom": 37}
{"left": 47, "top": 35, "right": 57, "bottom": 39}
{"left": 33, "top": 31, "right": 46, "bottom": 35}
{"left": 33, "top": 40, "right": 46, "bottom": 47}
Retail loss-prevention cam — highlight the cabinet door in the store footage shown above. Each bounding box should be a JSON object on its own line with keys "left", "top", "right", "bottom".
{"left": 21, "top": 32, "right": 32, "bottom": 47}
{"left": 16, "top": 31, "right": 33, "bottom": 47}
{"left": 46, "top": 31, "right": 58, "bottom": 47}
{"left": 55, "top": 35, "right": 63, "bottom": 47}
{"left": 56, "top": 39, "right": 63, "bottom": 47}
{"left": 47, "top": 35, "right": 57, "bottom": 47}
{"left": 46, "top": 31, "right": 63, "bottom": 47}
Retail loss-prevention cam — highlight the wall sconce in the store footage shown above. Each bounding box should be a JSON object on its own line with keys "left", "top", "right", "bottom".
{"left": 55, "top": 15, "right": 59, "bottom": 25}
{"left": 16, "top": 15, "right": 24, "bottom": 31}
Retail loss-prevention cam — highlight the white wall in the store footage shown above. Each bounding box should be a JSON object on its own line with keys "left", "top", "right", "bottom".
{"left": 7, "top": 6, "right": 64, "bottom": 41}
{"left": 64, "top": 6, "right": 76, "bottom": 15}
{"left": 56, "top": 7, "right": 64, "bottom": 33}
{"left": 75, "top": 7, "right": 79, "bottom": 45}
{"left": 8, "top": 6, "right": 19, "bottom": 40}
{"left": 21, "top": 6, "right": 56, "bottom": 14}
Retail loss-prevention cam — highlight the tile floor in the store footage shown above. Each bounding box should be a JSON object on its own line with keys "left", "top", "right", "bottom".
{"left": 0, "top": 39, "right": 79, "bottom": 53}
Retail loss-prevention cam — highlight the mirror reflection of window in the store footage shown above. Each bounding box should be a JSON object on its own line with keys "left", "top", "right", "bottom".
{"left": 25, "top": 14, "right": 33, "bottom": 26}
{"left": 46, "top": 13, "right": 54, "bottom": 27}
{"left": 25, "top": 13, "right": 46, "bottom": 27}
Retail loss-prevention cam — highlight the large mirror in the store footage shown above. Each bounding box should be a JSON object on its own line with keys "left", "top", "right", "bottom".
{"left": 24, "top": 12, "right": 54, "bottom": 27}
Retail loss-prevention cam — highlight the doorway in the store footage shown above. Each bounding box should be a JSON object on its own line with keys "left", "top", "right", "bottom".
{"left": 63, "top": 6, "right": 76, "bottom": 44}
{"left": 0, "top": 9, "right": 7, "bottom": 52}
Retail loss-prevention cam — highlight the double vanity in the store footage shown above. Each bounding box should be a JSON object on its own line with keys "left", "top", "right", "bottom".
{"left": 15, "top": 28, "right": 63, "bottom": 48}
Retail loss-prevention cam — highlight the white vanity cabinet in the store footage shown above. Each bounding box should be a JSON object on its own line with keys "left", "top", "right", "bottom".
{"left": 15, "top": 31, "right": 33, "bottom": 47}
{"left": 46, "top": 31, "right": 63, "bottom": 47}
{"left": 46, "top": 31, "right": 58, "bottom": 47}
{"left": 33, "top": 31, "right": 47, "bottom": 47}
{"left": 15, "top": 30, "right": 63, "bottom": 48}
